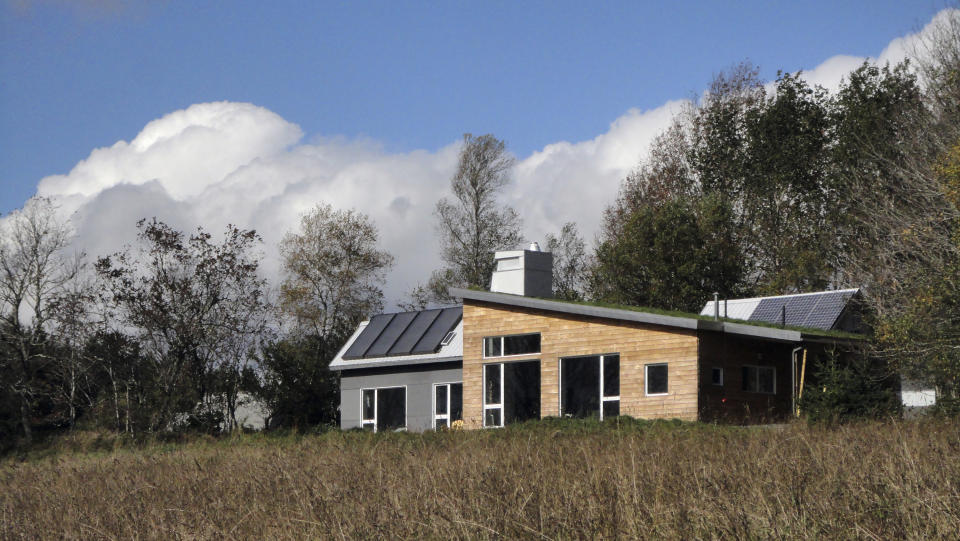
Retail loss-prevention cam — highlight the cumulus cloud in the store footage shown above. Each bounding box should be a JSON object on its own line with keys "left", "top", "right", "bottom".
{"left": 16, "top": 9, "right": 955, "bottom": 307}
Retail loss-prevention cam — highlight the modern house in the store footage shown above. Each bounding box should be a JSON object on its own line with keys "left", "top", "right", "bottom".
{"left": 331, "top": 247, "right": 866, "bottom": 431}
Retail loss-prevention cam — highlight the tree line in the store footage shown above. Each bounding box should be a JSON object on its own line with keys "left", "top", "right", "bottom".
{"left": 2, "top": 11, "right": 958, "bottom": 446}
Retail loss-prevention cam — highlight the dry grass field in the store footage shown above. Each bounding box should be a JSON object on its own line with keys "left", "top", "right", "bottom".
{"left": 2, "top": 418, "right": 959, "bottom": 539}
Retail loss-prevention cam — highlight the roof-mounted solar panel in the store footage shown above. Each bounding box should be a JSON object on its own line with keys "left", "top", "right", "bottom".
{"left": 342, "top": 313, "right": 395, "bottom": 359}
{"left": 364, "top": 310, "right": 419, "bottom": 357}
{"left": 387, "top": 309, "right": 442, "bottom": 356}
{"left": 411, "top": 307, "right": 462, "bottom": 355}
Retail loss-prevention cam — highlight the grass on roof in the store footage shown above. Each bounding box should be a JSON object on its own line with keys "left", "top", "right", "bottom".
{"left": 461, "top": 287, "right": 863, "bottom": 340}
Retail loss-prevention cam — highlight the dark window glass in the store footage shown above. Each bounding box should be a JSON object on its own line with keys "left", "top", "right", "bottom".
{"left": 484, "top": 364, "right": 501, "bottom": 404}
{"left": 602, "top": 400, "right": 620, "bottom": 419}
{"left": 485, "top": 408, "right": 501, "bottom": 427}
{"left": 603, "top": 355, "right": 620, "bottom": 397}
{"left": 362, "top": 389, "right": 375, "bottom": 420}
{"left": 646, "top": 364, "right": 668, "bottom": 395}
{"left": 758, "top": 367, "right": 775, "bottom": 394}
{"left": 504, "top": 361, "right": 540, "bottom": 424}
{"left": 361, "top": 423, "right": 374, "bottom": 432}
{"left": 450, "top": 383, "right": 463, "bottom": 422}
{"left": 711, "top": 367, "right": 723, "bottom": 386}
{"left": 742, "top": 366, "right": 756, "bottom": 392}
{"left": 376, "top": 387, "right": 406, "bottom": 431}
{"left": 484, "top": 337, "right": 501, "bottom": 357}
{"left": 503, "top": 334, "right": 540, "bottom": 356}
{"left": 561, "top": 356, "right": 601, "bottom": 418}
{"left": 435, "top": 385, "right": 447, "bottom": 415}
{"left": 436, "top": 419, "right": 447, "bottom": 430}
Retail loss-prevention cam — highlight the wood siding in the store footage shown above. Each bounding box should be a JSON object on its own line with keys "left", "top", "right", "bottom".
{"left": 697, "top": 333, "right": 795, "bottom": 423}
{"left": 461, "top": 300, "right": 699, "bottom": 428}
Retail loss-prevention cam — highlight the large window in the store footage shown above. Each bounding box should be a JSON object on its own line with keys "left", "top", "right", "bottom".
{"left": 483, "top": 361, "right": 540, "bottom": 427}
{"left": 742, "top": 366, "right": 776, "bottom": 394}
{"left": 434, "top": 382, "right": 463, "bottom": 429}
{"left": 645, "top": 363, "right": 668, "bottom": 396}
{"left": 560, "top": 354, "right": 620, "bottom": 420}
{"left": 483, "top": 333, "right": 540, "bottom": 358}
{"left": 360, "top": 387, "right": 406, "bottom": 432}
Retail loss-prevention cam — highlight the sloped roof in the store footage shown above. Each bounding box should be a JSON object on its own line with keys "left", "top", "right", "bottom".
{"left": 330, "top": 307, "right": 463, "bottom": 371}
{"left": 700, "top": 289, "right": 859, "bottom": 331}
{"left": 451, "top": 288, "right": 855, "bottom": 342}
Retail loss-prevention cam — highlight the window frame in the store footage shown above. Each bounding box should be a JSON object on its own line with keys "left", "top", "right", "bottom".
{"left": 645, "top": 363, "right": 669, "bottom": 396}
{"left": 482, "top": 333, "right": 541, "bottom": 359}
{"left": 433, "top": 381, "right": 463, "bottom": 429}
{"left": 359, "top": 385, "right": 407, "bottom": 433}
{"left": 558, "top": 353, "right": 621, "bottom": 420}
{"left": 742, "top": 365, "right": 776, "bottom": 394}
{"left": 482, "top": 363, "right": 504, "bottom": 428}
{"left": 711, "top": 366, "right": 724, "bottom": 386}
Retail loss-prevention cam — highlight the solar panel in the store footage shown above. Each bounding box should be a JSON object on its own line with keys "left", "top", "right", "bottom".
{"left": 748, "top": 298, "right": 788, "bottom": 325}
{"left": 801, "top": 291, "right": 852, "bottom": 330}
{"left": 342, "top": 313, "right": 395, "bottom": 359}
{"left": 387, "top": 309, "right": 442, "bottom": 356}
{"left": 411, "top": 307, "right": 462, "bottom": 355}
{"left": 747, "top": 291, "right": 857, "bottom": 330}
{"left": 364, "top": 311, "right": 419, "bottom": 357}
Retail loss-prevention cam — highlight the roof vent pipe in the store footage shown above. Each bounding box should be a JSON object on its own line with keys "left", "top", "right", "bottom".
{"left": 780, "top": 305, "right": 786, "bottom": 327}
{"left": 713, "top": 292, "right": 719, "bottom": 320}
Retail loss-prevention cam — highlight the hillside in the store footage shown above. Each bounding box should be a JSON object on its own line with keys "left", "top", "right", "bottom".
{"left": 2, "top": 418, "right": 958, "bottom": 539}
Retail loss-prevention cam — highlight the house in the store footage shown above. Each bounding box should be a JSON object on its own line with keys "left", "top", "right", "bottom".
{"left": 330, "top": 247, "right": 865, "bottom": 431}
{"left": 701, "top": 291, "right": 936, "bottom": 412}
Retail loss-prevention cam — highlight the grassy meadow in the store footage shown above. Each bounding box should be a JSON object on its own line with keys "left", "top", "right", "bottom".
{"left": 2, "top": 418, "right": 959, "bottom": 539}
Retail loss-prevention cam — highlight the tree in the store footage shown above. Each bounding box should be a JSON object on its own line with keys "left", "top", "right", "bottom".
{"left": 96, "top": 219, "right": 271, "bottom": 432}
{"left": 278, "top": 203, "right": 393, "bottom": 340}
{"left": 0, "top": 198, "right": 76, "bottom": 444}
{"left": 255, "top": 335, "right": 341, "bottom": 428}
{"left": 544, "top": 222, "right": 588, "bottom": 301}
{"left": 428, "top": 133, "right": 523, "bottom": 302}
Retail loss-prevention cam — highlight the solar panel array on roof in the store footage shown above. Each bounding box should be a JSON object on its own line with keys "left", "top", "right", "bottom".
{"left": 412, "top": 307, "right": 462, "bottom": 355}
{"left": 342, "top": 306, "right": 462, "bottom": 360}
{"left": 747, "top": 290, "right": 855, "bottom": 330}
{"left": 342, "top": 313, "right": 394, "bottom": 359}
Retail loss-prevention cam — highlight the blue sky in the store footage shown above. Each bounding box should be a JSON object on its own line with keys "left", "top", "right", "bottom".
{"left": 0, "top": 1, "right": 953, "bottom": 304}
{"left": 0, "top": 1, "right": 943, "bottom": 215}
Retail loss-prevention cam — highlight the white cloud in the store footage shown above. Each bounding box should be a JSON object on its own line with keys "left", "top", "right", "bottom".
{"left": 15, "top": 9, "right": 955, "bottom": 308}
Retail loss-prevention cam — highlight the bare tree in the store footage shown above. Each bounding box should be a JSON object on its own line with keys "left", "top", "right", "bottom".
{"left": 0, "top": 198, "right": 76, "bottom": 443}
{"left": 428, "top": 133, "right": 523, "bottom": 302}
{"left": 96, "top": 219, "right": 271, "bottom": 432}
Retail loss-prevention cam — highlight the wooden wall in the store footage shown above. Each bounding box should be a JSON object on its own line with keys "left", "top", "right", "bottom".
{"left": 697, "top": 333, "right": 796, "bottom": 423}
{"left": 461, "top": 300, "right": 700, "bottom": 428}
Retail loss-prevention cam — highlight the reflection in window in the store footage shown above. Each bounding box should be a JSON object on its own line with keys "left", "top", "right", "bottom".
{"left": 360, "top": 387, "right": 406, "bottom": 432}
{"left": 561, "top": 354, "right": 620, "bottom": 420}
{"left": 646, "top": 363, "right": 668, "bottom": 395}
{"left": 742, "top": 366, "right": 776, "bottom": 394}
{"left": 483, "top": 333, "right": 540, "bottom": 357}
{"left": 483, "top": 361, "right": 540, "bottom": 427}
{"left": 434, "top": 382, "right": 463, "bottom": 429}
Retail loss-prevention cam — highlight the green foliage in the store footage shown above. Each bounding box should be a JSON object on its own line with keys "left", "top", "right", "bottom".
{"left": 592, "top": 196, "right": 743, "bottom": 312}
{"left": 799, "top": 351, "right": 901, "bottom": 423}
{"left": 254, "top": 335, "right": 341, "bottom": 429}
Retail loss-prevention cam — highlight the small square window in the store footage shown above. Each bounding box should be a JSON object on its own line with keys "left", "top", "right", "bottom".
{"left": 711, "top": 367, "right": 723, "bottom": 386}
{"left": 645, "top": 363, "right": 668, "bottom": 395}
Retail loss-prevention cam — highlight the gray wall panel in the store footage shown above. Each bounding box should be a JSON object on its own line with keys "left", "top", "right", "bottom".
{"left": 339, "top": 362, "right": 462, "bottom": 432}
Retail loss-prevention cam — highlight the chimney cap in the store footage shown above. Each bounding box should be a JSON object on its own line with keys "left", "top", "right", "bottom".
{"left": 528, "top": 241, "right": 541, "bottom": 252}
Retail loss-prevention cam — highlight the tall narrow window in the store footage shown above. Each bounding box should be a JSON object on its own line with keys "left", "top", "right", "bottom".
{"left": 560, "top": 354, "right": 620, "bottom": 420}
{"left": 434, "top": 382, "right": 463, "bottom": 429}
{"left": 483, "top": 361, "right": 540, "bottom": 427}
{"left": 360, "top": 387, "right": 406, "bottom": 432}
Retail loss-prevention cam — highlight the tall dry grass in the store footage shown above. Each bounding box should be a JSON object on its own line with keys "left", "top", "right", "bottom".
{"left": 1, "top": 418, "right": 958, "bottom": 539}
